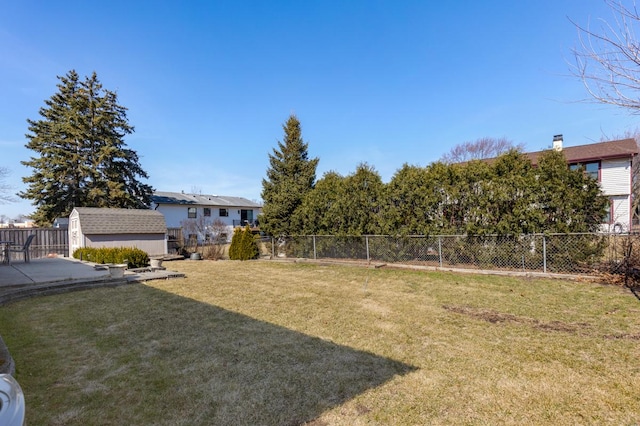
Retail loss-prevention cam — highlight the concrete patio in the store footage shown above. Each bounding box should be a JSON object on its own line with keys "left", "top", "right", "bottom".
{"left": 0, "top": 257, "right": 185, "bottom": 305}
{"left": 0, "top": 257, "right": 111, "bottom": 286}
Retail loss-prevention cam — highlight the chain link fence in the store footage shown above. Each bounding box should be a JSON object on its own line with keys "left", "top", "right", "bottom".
{"left": 262, "top": 233, "right": 636, "bottom": 275}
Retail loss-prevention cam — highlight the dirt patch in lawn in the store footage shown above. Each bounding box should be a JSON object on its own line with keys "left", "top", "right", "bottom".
{"left": 443, "top": 305, "right": 640, "bottom": 340}
{"left": 442, "top": 305, "right": 590, "bottom": 334}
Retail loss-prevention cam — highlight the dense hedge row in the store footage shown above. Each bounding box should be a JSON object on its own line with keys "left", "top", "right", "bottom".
{"left": 263, "top": 150, "right": 608, "bottom": 238}
{"left": 72, "top": 247, "right": 149, "bottom": 268}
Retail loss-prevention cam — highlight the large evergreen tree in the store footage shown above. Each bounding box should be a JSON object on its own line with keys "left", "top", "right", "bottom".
{"left": 535, "top": 149, "right": 608, "bottom": 233}
{"left": 333, "top": 163, "right": 385, "bottom": 236}
{"left": 386, "top": 150, "right": 607, "bottom": 236}
{"left": 383, "top": 164, "right": 430, "bottom": 236}
{"left": 260, "top": 115, "right": 318, "bottom": 236}
{"left": 486, "top": 150, "right": 541, "bottom": 235}
{"left": 292, "top": 171, "right": 344, "bottom": 235}
{"left": 20, "top": 70, "right": 153, "bottom": 225}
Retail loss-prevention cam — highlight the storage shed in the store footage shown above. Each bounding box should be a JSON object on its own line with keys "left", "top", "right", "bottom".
{"left": 69, "top": 207, "right": 167, "bottom": 257}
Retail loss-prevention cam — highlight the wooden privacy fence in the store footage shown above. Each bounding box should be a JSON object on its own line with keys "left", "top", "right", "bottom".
{"left": 0, "top": 228, "right": 68, "bottom": 262}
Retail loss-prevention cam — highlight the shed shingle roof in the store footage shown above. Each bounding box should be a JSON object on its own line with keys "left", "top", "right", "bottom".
{"left": 73, "top": 207, "right": 167, "bottom": 235}
{"left": 152, "top": 191, "right": 262, "bottom": 208}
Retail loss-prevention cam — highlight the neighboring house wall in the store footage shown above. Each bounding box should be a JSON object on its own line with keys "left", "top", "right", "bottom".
{"left": 527, "top": 137, "right": 638, "bottom": 232}
{"left": 0, "top": 221, "right": 36, "bottom": 228}
{"left": 600, "top": 158, "right": 633, "bottom": 230}
{"left": 607, "top": 195, "right": 630, "bottom": 232}
{"left": 156, "top": 205, "right": 259, "bottom": 228}
{"left": 600, "top": 158, "right": 632, "bottom": 196}
{"left": 152, "top": 192, "right": 262, "bottom": 243}
{"left": 155, "top": 205, "right": 236, "bottom": 242}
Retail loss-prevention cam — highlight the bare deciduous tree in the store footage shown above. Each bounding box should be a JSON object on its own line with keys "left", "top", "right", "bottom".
{"left": 570, "top": 0, "right": 640, "bottom": 111}
{"left": 440, "top": 137, "right": 524, "bottom": 163}
{"left": 180, "top": 217, "right": 229, "bottom": 259}
{"left": 0, "top": 167, "right": 15, "bottom": 204}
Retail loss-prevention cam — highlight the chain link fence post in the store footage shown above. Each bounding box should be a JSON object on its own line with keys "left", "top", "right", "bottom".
{"left": 543, "top": 235, "right": 547, "bottom": 273}
{"left": 365, "top": 236, "right": 370, "bottom": 262}
{"left": 313, "top": 235, "right": 317, "bottom": 260}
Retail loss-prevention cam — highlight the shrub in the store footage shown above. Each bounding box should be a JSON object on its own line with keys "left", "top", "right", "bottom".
{"left": 72, "top": 247, "right": 149, "bottom": 268}
{"left": 202, "top": 243, "right": 227, "bottom": 260}
{"left": 228, "top": 226, "right": 260, "bottom": 261}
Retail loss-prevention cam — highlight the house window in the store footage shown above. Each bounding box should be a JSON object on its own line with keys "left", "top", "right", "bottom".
{"left": 188, "top": 207, "right": 197, "bottom": 219}
{"left": 219, "top": 208, "right": 229, "bottom": 217}
{"left": 570, "top": 161, "right": 600, "bottom": 181}
{"left": 584, "top": 162, "right": 600, "bottom": 180}
{"left": 204, "top": 208, "right": 211, "bottom": 217}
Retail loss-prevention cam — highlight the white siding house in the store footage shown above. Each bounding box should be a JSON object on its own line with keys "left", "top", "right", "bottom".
{"left": 151, "top": 191, "right": 262, "bottom": 242}
{"left": 527, "top": 137, "right": 638, "bottom": 232}
{"left": 600, "top": 158, "right": 632, "bottom": 230}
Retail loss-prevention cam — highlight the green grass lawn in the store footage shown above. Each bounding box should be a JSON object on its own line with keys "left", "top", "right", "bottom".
{"left": 1, "top": 260, "right": 639, "bottom": 425}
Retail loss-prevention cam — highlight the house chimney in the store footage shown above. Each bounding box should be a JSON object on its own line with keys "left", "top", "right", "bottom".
{"left": 553, "top": 134, "right": 563, "bottom": 151}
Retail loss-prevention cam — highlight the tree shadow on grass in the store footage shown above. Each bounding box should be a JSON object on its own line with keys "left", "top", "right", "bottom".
{"left": 16, "top": 284, "right": 417, "bottom": 425}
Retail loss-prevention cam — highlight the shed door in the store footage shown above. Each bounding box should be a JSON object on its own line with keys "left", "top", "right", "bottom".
{"left": 69, "top": 217, "right": 81, "bottom": 256}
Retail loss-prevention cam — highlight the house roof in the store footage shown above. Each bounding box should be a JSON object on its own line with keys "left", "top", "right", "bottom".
{"left": 72, "top": 207, "right": 167, "bottom": 235}
{"left": 152, "top": 191, "right": 262, "bottom": 208}
{"left": 526, "top": 138, "right": 638, "bottom": 165}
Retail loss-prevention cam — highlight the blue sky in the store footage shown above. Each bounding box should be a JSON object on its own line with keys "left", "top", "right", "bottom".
{"left": 1, "top": 0, "right": 638, "bottom": 219}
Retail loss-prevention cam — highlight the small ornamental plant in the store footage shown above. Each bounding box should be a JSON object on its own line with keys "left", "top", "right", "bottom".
{"left": 228, "top": 226, "right": 260, "bottom": 261}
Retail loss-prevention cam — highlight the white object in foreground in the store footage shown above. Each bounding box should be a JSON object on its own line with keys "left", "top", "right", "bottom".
{"left": 0, "top": 374, "right": 25, "bottom": 426}
{"left": 107, "top": 264, "right": 128, "bottom": 278}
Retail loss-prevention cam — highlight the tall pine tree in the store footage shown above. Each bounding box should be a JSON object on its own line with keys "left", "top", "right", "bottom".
{"left": 20, "top": 70, "right": 153, "bottom": 225}
{"left": 292, "top": 171, "right": 344, "bottom": 235}
{"left": 260, "top": 115, "right": 318, "bottom": 236}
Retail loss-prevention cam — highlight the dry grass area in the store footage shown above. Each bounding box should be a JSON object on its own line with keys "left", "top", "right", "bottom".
{"left": 1, "top": 260, "right": 640, "bottom": 425}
